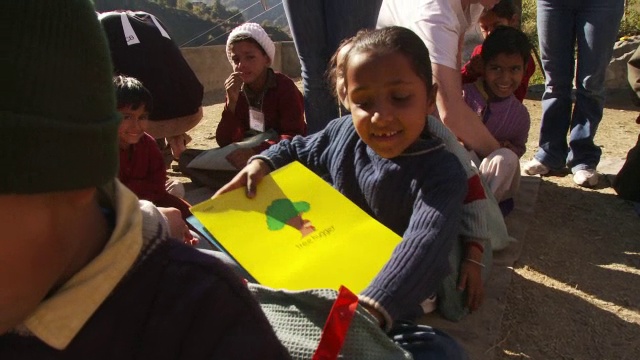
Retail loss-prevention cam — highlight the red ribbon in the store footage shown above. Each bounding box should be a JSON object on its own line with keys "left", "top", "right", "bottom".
{"left": 312, "top": 286, "right": 359, "bottom": 360}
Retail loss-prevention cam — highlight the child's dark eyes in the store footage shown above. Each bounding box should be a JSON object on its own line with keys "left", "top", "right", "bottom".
{"left": 231, "top": 55, "right": 256, "bottom": 64}
{"left": 487, "top": 65, "right": 522, "bottom": 74}
{"left": 350, "top": 91, "right": 412, "bottom": 109}
{"left": 353, "top": 100, "right": 371, "bottom": 109}
{"left": 392, "top": 93, "right": 411, "bottom": 102}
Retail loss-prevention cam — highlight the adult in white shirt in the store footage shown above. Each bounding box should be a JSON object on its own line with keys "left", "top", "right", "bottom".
{"left": 377, "top": 0, "right": 501, "bottom": 157}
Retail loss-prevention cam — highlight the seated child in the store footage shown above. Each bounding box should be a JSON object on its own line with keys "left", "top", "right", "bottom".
{"left": 0, "top": 2, "right": 290, "bottom": 358}
{"left": 179, "top": 22, "right": 306, "bottom": 190}
{"left": 217, "top": 26, "right": 468, "bottom": 330}
{"left": 328, "top": 35, "right": 510, "bottom": 317}
{"left": 99, "top": 10, "right": 204, "bottom": 163}
{"left": 463, "top": 26, "right": 532, "bottom": 209}
{"left": 461, "top": 0, "right": 536, "bottom": 102}
{"left": 114, "top": 76, "right": 194, "bottom": 225}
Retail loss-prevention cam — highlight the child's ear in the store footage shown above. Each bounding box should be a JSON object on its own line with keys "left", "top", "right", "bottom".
{"left": 338, "top": 86, "right": 349, "bottom": 108}
{"left": 342, "top": 96, "right": 351, "bottom": 110}
{"left": 426, "top": 83, "right": 438, "bottom": 114}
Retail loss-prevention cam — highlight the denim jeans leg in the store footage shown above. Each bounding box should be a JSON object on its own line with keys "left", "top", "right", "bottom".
{"left": 567, "top": 0, "right": 624, "bottom": 172}
{"left": 535, "top": 0, "right": 576, "bottom": 170}
{"left": 282, "top": 0, "right": 383, "bottom": 134}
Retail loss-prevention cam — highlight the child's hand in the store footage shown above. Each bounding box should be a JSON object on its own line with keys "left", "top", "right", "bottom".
{"left": 167, "top": 133, "right": 191, "bottom": 160}
{"left": 457, "top": 243, "right": 485, "bottom": 312}
{"left": 157, "top": 206, "right": 193, "bottom": 244}
{"left": 225, "top": 148, "right": 256, "bottom": 170}
{"left": 224, "top": 72, "right": 243, "bottom": 110}
{"left": 214, "top": 159, "right": 271, "bottom": 199}
{"left": 360, "top": 303, "right": 386, "bottom": 328}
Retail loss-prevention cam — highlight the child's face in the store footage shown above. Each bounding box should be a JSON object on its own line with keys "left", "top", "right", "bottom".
{"left": 229, "top": 40, "right": 270, "bottom": 85}
{"left": 0, "top": 192, "right": 84, "bottom": 334}
{"left": 117, "top": 105, "right": 148, "bottom": 148}
{"left": 479, "top": 12, "right": 514, "bottom": 39}
{"left": 345, "top": 51, "right": 434, "bottom": 159}
{"left": 483, "top": 53, "right": 525, "bottom": 98}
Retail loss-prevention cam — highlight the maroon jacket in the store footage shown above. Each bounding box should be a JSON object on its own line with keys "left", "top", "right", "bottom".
{"left": 216, "top": 71, "right": 306, "bottom": 152}
{"left": 118, "top": 134, "right": 191, "bottom": 219}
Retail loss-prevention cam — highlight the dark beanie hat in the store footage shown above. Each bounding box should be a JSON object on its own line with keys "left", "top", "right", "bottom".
{"left": 0, "top": 0, "right": 121, "bottom": 194}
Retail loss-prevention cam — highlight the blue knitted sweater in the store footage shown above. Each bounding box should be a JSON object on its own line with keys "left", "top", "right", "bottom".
{"left": 257, "top": 116, "right": 467, "bottom": 323}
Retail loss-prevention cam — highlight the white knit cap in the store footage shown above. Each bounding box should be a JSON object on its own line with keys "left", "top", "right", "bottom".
{"left": 226, "top": 22, "right": 275, "bottom": 64}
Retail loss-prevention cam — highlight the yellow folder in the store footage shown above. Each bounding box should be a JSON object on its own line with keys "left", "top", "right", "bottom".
{"left": 190, "top": 161, "right": 402, "bottom": 293}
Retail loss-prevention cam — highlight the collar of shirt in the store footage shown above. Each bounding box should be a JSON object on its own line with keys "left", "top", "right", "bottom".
{"left": 242, "top": 68, "right": 277, "bottom": 108}
{"left": 21, "top": 181, "right": 143, "bottom": 350}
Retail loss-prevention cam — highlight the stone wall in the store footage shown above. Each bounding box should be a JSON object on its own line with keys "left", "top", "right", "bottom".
{"left": 182, "top": 37, "right": 639, "bottom": 98}
{"left": 605, "top": 36, "right": 640, "bottom": 90}
{"left": 180, "top": 41, "right": 300, "bottom": 98}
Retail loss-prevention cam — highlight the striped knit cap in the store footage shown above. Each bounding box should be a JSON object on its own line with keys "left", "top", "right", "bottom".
{"left": 226, "top": 22, "right": 276, "bottom": 64}
{"left": 0, "top": 0, "right": 120, "bottom": 194}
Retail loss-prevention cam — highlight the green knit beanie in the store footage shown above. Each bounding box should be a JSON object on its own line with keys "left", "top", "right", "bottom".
{"left": 0, "top": 0, "right": 121, "bottom": 194}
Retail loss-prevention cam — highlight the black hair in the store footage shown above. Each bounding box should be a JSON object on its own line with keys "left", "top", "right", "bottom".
{"left": 228, "top": 34, "right": 267, "bottom": 56}
{"left": 481, "top": 26, "right": 531, "bottom": 66}
{"left": 341, "top": 26, "right": 434, "bottom": 94}
{"left": 113, "top": 75, "right": 153, "bottom": 112}
{"left": 484, "top": 0, "right": 518, "bottom": 20}
{"left": 326, "top": 36, "right": 356, "bottom": 100}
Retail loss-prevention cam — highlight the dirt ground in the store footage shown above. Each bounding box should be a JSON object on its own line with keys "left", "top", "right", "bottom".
{"left": 495, "top": 90, "right": 640, "bottom": 360}
{"left": 174, "top": 86, "right": 640, "bottom": 360}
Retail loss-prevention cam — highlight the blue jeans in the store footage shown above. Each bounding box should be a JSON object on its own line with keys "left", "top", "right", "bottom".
{"left": 282, "top": 0, "right": 383, "bottom": 134}
{"left": 535, "top": 0, "right": 624, "bottom": 172}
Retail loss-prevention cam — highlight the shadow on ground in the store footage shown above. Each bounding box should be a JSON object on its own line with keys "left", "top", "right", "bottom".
{"left": 496, "top": 178, "right": 640, "bottom": 360}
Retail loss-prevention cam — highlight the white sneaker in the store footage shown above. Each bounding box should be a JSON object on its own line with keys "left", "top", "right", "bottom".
{"left": 573, "top": 169, "right": 598, "bottom": 187}
{"left": 523, "top": 159, "right": 550, "bottom": 175}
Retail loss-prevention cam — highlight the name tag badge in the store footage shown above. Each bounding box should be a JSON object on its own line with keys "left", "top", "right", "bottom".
{"left": 249, "top": 108, "right": 265, "bottom": 132}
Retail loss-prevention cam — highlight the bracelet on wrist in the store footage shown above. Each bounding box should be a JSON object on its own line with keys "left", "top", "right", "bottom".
{"left": 464, "top": 258, "right": 485, "bottom": 268}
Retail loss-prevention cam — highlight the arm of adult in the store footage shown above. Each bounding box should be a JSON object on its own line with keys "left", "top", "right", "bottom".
{"left": 433, "top": 63, "right": 500, "bottom": 157}
{"left": 397, "top": 0, "right": 500, "bottom": 157}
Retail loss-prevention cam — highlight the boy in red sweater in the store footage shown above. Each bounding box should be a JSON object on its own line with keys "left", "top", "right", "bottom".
{"left": 115, "top": 76, "right": 193, "bottom": 225}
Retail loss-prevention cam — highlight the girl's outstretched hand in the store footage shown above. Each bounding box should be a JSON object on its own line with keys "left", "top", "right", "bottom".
{"left": 457, "top": 243, "right": 485, "bottom": 313}
{"left": 213, "top": 159, "right": 271, "bottom": 199}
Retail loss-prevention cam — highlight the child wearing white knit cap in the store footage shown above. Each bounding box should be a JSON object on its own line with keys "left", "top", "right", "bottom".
{"left": 179, "top": 22, "right": 306, "bottom": 191}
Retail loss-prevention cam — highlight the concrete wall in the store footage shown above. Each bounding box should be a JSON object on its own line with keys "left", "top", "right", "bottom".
{"left": 180, "top": 41, "right": 301, "bottom": 99}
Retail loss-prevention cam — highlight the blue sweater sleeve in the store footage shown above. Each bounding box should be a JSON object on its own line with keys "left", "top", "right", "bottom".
{"left": 360, "top": 155, "right": 467, "bottom": 324}
{"left": 255, "top": 116, "right": 352, "bottom": 174}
